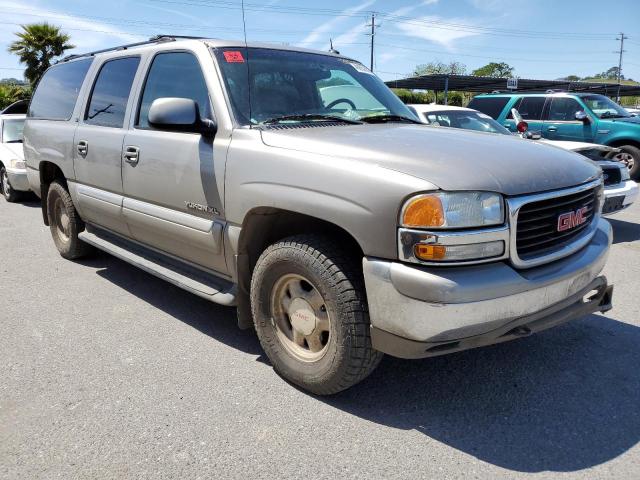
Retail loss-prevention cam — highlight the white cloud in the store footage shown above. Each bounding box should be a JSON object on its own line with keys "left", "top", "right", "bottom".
{"left": 395, "top": 15, "right": 483, "bottom": 50}
{"left": 299, "top": 0, "right": 375, "bottom": 48}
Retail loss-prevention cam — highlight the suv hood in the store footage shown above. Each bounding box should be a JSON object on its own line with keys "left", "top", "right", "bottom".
{"left": 260, "top": 124, "right": 600, "bottom": 196}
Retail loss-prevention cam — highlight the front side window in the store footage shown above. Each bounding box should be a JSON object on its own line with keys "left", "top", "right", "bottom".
{"left": 137, "top": 52, "right": 212, "bottom": 129}
{"left": 547, "top": 97, "right": 583, "bottom": 121}
{"left": 213, "top": 47, "right": 415, "bottom": 125}
{"left": 582, "top": 94, "right": 630, "bottom": 119}
{"left": 28, "top": 58, "right": 93, "bottom": 120}
{"left": 85, "top": 57, "right": 140, "bottom": 128}
{"left": 2, "top": 118, "right": 25, "bottom": 143}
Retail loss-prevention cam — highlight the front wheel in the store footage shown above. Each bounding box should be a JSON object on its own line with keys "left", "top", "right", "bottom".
{"left": 1, "top": 166, "right": 19, "bottom": 202}
{"left": 612, "top": 145, "right": 640, "bottom": 180}
{"left": 251, "top": 235, "right": 383, "bottom": 395}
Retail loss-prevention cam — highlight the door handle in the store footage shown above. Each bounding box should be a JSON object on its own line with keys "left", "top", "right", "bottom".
{"left": 123, "top": 146, "right": 140, "bottom": 166}
{"left": 547, "top": 126, "right": 557, "bottom": 132}
{"left": 77, "top": 140, "right": 88, "bottom": 157}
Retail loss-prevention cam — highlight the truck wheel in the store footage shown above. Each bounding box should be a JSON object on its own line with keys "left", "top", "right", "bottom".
{"left": 613, "top": 145, "right": 640, "bottom": 180}
{"left": 1, "top": 166, "right": 19, "bottom": 202}
{"left": 46, "top": 181, "right": 92, "bottom": 259}
{"left": 251, "top": 234, "right": 383, "bottom": 395}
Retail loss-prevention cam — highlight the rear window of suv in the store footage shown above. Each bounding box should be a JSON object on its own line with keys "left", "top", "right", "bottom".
{"left": 467, "top": 96, "right": 510, "bottom": 119}
{"left": 28, "top": 58, "right": 93, "bottom": 120}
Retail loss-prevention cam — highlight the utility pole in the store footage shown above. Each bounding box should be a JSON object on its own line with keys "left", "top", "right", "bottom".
{"left": 615, "top": 32, "right": 628, "bottom": 103}
{"left": 366, "top": 12, "right": 378, "bottom": 72}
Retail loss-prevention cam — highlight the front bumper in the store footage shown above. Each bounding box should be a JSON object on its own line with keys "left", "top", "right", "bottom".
{"left": 364, "top": 218, "right": 613, "bottom": 359}
{"left": 6, "top": 166, "right": 30, "bottom": 192}
{"left": 602, "top": 180, "right": 638, "bottom": 215}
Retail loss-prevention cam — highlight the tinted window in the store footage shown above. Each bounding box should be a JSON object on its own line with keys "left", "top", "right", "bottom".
{"left": 467, "top": 97, "right": 510, "bottom": 119}
{"left": 513, "top": 97, "right": 546, "bottom": 120}
{"left": 547, "top": 97, "right": 582, "bottom": 121}
{"left": 85, "top": 57, "right": 140, "bottom": 128}
{"left": 137, "top": 52, "right": 211, "bottom": 129}
{"left": 28, "top": 58, "right": 92, "bottom": 120}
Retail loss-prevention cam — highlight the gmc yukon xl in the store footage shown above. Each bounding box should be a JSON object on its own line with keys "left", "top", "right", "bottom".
{"left": 24, "top": 36, "right": 613, "bottom": 394}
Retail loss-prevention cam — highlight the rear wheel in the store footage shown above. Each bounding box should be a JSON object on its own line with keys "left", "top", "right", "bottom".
{"left": 46, "top": 180, "right": 93, "bottom": 259}
{"left": 0, "top": 166, "right": 19, "bottom": 202}
{"left": 251, "top": 235, "right": 382, "bottom": 395}
{"left": 612, "top": 145, "right": 640, "bottom": 180}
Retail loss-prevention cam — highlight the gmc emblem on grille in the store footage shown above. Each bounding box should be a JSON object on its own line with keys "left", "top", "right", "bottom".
{"left": 557, "top": 206, "right": 589, "bottom": 232}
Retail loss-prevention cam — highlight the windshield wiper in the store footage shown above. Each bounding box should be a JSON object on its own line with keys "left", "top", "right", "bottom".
{"left": 261, "top": 114, "right": 362, "bottom": 125}
{"left": 359, "top": 114, "right": 422, "bottom": 124}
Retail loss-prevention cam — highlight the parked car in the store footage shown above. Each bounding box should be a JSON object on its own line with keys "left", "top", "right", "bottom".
{"left": 625, "top": 107, "right": 640, "bottom": 117}
{"left": 24, "top": 36, "right": 613, "bottom": 394}
{"left": 468, "top": 92, "right": 640, "bottom": 180}
{"left": 409, "top": 104, "right": 638, "bottom": 215}
{"left": 0, "top": 113, "right": 28, "bottom": 202}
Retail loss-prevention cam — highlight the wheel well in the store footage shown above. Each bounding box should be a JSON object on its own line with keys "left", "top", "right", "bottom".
{"left": 234, "top": 207, "right": 364, "bottom": 329}
{"left": 39, "top": 161, "right": 67, "bottom": 226}
{"left": 608, "top": 138, "right": 640, "bottom": 150}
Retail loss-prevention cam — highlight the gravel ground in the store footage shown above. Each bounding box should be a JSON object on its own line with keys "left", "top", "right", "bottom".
{"left": 1, "top": 195, "right": 639, "bottom": 480}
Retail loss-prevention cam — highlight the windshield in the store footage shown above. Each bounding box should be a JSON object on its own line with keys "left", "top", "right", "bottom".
{"left": 423, "top": 110, "right": 511, "bottom": 135}
{"left": 213, "top": 47, "right": 417, "bottom": 125}
{"left": 2, "top": 117, "right": 25, "bottom": 143}
{"left": 582, "top": 95, "right": 630, "bottom": 119}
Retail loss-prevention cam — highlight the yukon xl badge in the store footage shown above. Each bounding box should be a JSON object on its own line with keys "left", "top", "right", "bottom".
{"left": 557, "top": 206, "right": 588, "bottom": 232}
{"left": 185, "top": 201, "right": 219, "bottom": 216}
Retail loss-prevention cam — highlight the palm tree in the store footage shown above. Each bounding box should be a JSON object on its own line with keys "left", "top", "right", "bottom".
{"left": 8, "top": 23, "right": 74, "bottom": 86}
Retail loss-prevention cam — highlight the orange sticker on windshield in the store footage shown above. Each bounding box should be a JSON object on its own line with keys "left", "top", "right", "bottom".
{"left": 223, "top": 51, "right": 245, "bottom": 63}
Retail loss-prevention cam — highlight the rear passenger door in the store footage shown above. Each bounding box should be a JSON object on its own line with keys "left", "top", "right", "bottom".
{"left": 504, "top": 96, "right": 546, "bottom": 133}
{"left": 542, "top": 96, "right": 596, "bottom": 142}
{"left": 121, "top": 51, "right": 227, "bottom": 274}
{"left": 73, "top": 56, "right": 141, "bottom": 236}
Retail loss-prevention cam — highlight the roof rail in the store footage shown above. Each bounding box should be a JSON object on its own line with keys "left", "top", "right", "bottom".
{"left": 545, "top": 89, "right": 567, "bottom": 93}
{"left": 58, "top": 35, "right": 209, "bottom": 63}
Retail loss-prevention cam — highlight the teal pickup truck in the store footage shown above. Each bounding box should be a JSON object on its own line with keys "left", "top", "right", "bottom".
{"left": 469, "top": 92, "right": 640, "bottom": 180}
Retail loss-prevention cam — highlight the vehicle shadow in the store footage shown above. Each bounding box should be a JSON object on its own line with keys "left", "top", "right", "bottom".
{"left": 609, "top": 217, "right": 640, "bottom": 244}
{"left": 77, "top": 251, "right": 639, "bottom": 473}
{"left": 325, "top": 313, "right": 640, "bottom": 473}
{"left": 78, "top": 251, "right": 264, "bottom": 358}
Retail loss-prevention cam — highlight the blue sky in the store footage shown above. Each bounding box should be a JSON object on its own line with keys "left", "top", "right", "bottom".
{"left": 0, "top": 0, "right": 638, "bottom": 83}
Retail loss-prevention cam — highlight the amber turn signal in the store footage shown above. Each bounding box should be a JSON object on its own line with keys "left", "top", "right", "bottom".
{"left": 402, "top": 195, "right": 445, "bottom": 228}
{"left": 414, "top": 244, "right": 447, "bottom": 261}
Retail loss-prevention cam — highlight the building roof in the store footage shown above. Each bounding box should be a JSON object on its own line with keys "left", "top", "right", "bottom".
{"left": 385, "top": 74, "right": 640, "bottom": 97}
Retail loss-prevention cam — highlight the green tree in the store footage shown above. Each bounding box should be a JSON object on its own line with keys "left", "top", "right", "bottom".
{"left": 8, "top": 23, "right": 74, "bottom": 86}
{"left": 0, "top": 83, "right": 31, "bottom": 110}
{"left": 413, "top": 61, "right": 467, "bottom": 76}
{"left": 594, "top": 66, "right": 622, "bottom": 80}
{"left": 471, "top": 62, "right": 514, "bottom": 78}
{"left": 558, "top": 75, "right": 582, "bottom": 81}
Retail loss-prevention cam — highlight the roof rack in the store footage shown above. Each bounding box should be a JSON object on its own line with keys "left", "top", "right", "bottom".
{"left": 59, "top": 35, "right": 209, "bottom": 63}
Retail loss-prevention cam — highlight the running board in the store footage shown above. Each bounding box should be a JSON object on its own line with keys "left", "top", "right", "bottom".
{"left": 79, "top": 227, "right": 236, "bottom": 306}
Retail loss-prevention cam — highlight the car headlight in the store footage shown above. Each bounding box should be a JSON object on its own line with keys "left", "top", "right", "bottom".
{"left": 9, "top": 158, "right": 26, "bottom": 170}
{"left": 401, "top": 191, "right": 504, "bottom": 229}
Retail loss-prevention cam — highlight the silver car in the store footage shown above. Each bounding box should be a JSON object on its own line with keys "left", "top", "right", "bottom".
{"left": 0, "top": 113, "right": 28, "bottom": 202}
{"left": 23, "top": 36, "right": 613, "bottom": 394}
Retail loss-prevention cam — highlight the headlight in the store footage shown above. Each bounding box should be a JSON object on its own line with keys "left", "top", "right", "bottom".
{"left": 9, "top": 158, "right": 26, "bottom": 170}
{"left": 401, "top": 191, "right": 504, "bottom": 229}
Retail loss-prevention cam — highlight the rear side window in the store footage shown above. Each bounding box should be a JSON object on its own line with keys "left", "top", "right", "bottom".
{"left": 137, "top": 52, "right": 212, "bottom": 129}
{"left": 467, "top": 97, "right": 509, "bottom": 119}
{"left": 514, "top": 97, "right": 546, "bottom": 120}
{"left": 85, "top": 57, "right": 140, "bottom": 128}
{"left": 28, "top": 58, "right": 93, "bottom": 120}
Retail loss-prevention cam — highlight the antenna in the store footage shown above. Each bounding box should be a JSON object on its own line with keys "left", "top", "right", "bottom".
{"left": 329, "top": 38, "right": 340, "bottom": 55}
{"left": 241, "top": 0, "right": 253, "bottom": 126}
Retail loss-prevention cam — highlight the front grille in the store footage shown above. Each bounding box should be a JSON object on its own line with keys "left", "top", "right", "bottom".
{"left": 516, "top": 187, "right": 598, "bottom": 259}
{"left": 602, "top": 166, "right": 621, "bottom": 186}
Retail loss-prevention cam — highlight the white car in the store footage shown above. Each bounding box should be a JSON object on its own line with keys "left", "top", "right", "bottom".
{"left": 0, "top": 113, "right": 28, "bottom": 202}
{"left": 408, "top": 103, "right": 638, "bottom": 215}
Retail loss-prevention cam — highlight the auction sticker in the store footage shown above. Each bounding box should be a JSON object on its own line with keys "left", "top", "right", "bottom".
{"left": 223, "top": 51, "right": 245, "bottom": 63}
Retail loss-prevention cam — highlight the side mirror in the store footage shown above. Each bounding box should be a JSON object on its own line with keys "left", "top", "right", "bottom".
{"left": 575, "top": 110, "right": 590, "bottom": 123}
{"left": 148, "top": 97, "right": 217, "bottom": 136}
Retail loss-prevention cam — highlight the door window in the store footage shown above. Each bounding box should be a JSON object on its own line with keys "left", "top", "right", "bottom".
{"left": 85, "top": 57, "right": 140, "bottom": 128}
{"left": 547, "top": 97, "right": 582, "bottom": 121}
{"left": 513, "top": 97, "right": 546, "bottom": 120}
{"left": 137, "top": 52, "right": 212, "bottom": 129}
{"left": 28, "top": 58, "right": 93, "bottom": 120}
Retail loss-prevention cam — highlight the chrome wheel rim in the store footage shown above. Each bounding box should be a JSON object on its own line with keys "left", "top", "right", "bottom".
{"left": 53, "top": 197, "right": 71, "bottom": 242}
{"left": 270, "top": 273, "right": 331, "bottom": 362}
{"left": 613, "top": 152, "right": 635, "bottom": 171}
